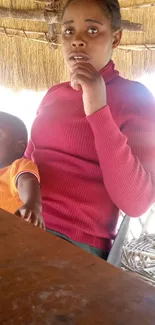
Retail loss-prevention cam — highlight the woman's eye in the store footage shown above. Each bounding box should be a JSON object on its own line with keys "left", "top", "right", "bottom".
{"left": 64, "top": 28, "right": 74, "bottom": 35}
{"left": 87, "top": 28, "right": 98, "bottom": 35}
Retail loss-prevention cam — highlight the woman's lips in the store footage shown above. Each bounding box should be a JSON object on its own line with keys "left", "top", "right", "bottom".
{"left": 69, "top": 52, "right": 90, "bottom": 62}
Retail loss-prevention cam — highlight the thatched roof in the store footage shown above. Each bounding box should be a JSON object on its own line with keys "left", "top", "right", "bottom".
{"left": 0, "top": 0, "right": 155, "bottom": 91}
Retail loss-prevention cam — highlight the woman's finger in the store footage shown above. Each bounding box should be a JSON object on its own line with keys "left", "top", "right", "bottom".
{"left": 71, "top": 67, "right": 95, "bottom": 81}
{"left": 71, "top": 73, "right": 93, "bottom": 90}
{"left": 71, "top": 62, "right": 96, "bottom": 73}
{"left": 70, "top": 66, "right": 98, "bottom": 90}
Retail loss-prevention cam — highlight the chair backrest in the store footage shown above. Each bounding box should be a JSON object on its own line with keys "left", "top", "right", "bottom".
{"left": 107, "top": 215, "right": 130, "bottom": 267}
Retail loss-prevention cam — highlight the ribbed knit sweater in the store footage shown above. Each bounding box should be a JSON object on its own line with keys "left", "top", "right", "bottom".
{"left": 25, "top": 61, "right": 155, "bottom": 251}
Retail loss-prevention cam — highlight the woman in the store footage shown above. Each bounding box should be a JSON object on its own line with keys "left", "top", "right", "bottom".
{"left": 25, "top": 0, "right": 155, "bottom": 259}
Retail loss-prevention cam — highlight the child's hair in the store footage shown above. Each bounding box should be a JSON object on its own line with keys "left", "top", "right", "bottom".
{"left": 0, "top": 111, "right": 28, "bottom": 144}
{"left": 62, "top": 0, "right": 122, "bottom": 31}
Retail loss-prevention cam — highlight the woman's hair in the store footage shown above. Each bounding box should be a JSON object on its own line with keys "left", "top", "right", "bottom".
{"left": 0, "top": 111, "right": 28, "bottom": 143}
{"left": 62, "top": 0, "right": 122, "bottom": 31}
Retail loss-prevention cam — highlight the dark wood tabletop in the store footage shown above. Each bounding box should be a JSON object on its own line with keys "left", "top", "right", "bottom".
{"left": 0, "top": 208, "right": 155, "bottom": 325}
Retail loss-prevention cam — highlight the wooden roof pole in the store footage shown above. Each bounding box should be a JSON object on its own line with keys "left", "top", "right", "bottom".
{"left": 122, "top": 20, "right": 143, "bottom": 32}
{"left": 0, "top": 7, "right": 58, "bottom": 23}
{"left": 34, "top": 0, "right": 155, "bottom": 10}
{"left": 121, "top": 2, "right": 155, "bottom": 10}
{"left": 0, "top": 7, "right": 143, "bottom": 32}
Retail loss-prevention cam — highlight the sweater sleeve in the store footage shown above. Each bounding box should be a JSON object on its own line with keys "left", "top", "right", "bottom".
{"left": 10, "top": 158, "right": 40, "bottom": 196}
{"left": 87, "top": 84, "right": 155, "bottom": 217}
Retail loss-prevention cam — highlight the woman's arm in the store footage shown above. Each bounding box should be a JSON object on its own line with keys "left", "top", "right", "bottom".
{"left": 87, "top": 84, "right": 155, "bottom": 217}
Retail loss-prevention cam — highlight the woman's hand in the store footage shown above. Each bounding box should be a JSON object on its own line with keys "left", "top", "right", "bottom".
{"left": 70, "top": 62, "right": 107, "bottom": 116}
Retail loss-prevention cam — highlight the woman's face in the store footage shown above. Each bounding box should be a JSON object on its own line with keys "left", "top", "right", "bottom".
{"left": 61, "top": 0, "right": 121, "bottom": 72}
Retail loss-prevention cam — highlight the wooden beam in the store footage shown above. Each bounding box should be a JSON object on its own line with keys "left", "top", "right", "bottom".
{"left": 34, "top": 0, "right": 155, "bottom": 10}
{"left": 0, "top": 26, "right": 47, "bottom": 37}
{"left": 0, "top": 7, "right": 143, "bottom": 32}
{"left": 47, "top": 23, "right": 58, "bottom": 48}
{"left": 34, "top": 0, "right": 53, "bottom": 3}
{"left": 0, "top": 7, "right": 58, "bottom": 23}
{"left": 0, "top": 26, "right": 61, "bottom": 46}
{"left": 118, "top": 44, "right": 155, "bottom": 51}
{"left": 121, "top": 2, "right": 155, "bottom": 10}
{"left": 122, "top": 20, "right": 143, "bottom": 32}
{"left": 35, "top": 1, "right": 155, "bottom": 10}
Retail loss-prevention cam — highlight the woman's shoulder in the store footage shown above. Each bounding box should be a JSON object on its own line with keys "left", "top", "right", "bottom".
{"left": 115, "top": 75, "right": 154, "bottom": 100}
{"left": 108, "top": 75, "right": 155, "bottom": 123}
{"left": 112, "top": 75, "right": 155, "bottom": 113}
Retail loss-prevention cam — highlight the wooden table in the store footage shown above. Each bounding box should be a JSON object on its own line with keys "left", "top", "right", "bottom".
{"left": 0, "top": 209, "right": 155, "bottom": 325}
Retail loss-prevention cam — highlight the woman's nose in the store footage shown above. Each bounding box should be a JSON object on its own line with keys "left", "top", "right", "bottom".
{"left": 71, "top": 39, "right": 86, "bottom": 48}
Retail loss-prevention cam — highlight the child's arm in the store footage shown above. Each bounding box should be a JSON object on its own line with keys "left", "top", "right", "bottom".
{"left": 15, "top": 173, "right": 45, "bottom": 229}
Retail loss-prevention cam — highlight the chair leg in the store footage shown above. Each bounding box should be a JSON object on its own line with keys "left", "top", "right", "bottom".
{"left": 107, "top": 215, "right": 130, "bottom": 267}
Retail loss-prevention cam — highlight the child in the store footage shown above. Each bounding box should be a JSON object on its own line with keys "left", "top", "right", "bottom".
{"left": 25, "top": 0, "right": 155, "bottom": 258}
{"left": 0, "top": 112, "right": 44, "bottom": 229}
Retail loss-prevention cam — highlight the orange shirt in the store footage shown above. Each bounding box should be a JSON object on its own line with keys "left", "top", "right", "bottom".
{"left": 0, "top": 158, "right": 40, "bottom": 214}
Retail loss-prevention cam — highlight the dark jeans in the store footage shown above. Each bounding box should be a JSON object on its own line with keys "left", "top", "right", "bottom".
{"left": 46, "top": 228, "right": 109, "bottom": 260}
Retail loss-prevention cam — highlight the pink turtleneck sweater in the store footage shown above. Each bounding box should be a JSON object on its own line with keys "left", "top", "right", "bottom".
{"left": 25, "top": 61, "right": 155, "bottom": 251}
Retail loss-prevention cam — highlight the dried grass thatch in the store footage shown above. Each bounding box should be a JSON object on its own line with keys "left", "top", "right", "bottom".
{"left": 0, "top": 0, "right": 155, "bottom": 90}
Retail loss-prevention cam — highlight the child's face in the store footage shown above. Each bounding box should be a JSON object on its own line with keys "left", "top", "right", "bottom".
{"left": 0, "top": 126, "right": 25, "bottom": 168}
{"left": 0, "top": 127, "right": 15, "bottom": 168}
{"left": 61, "top": 0, "right": 121, "bottom": 72}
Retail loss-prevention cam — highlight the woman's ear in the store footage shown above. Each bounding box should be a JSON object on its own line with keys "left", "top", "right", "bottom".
{"left": 112, "top": 29, "right": 122, "bottom": 49}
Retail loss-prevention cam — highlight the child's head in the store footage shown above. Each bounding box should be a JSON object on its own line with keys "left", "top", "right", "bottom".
{"left": 0, "top": 112, "right": 28, "bottom": 168}
{"left": 61, "top": 0, "right": 122, "bottom": 71}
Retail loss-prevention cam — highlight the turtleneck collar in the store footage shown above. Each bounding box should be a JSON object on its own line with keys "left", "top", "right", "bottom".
{"left": 100, "top": 60, "right": 119, "bottom": 84}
